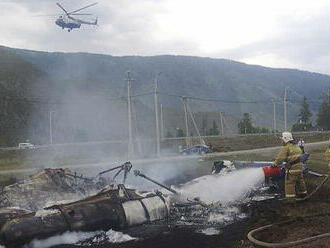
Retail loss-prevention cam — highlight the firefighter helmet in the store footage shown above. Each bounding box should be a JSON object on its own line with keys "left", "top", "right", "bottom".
{"left": 281, "top": 132, "right": 294, "bottom": 143}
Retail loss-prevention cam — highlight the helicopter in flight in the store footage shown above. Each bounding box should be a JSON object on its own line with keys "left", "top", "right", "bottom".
{"left": 55, "top": 2, "right": 98, "bottom": 32}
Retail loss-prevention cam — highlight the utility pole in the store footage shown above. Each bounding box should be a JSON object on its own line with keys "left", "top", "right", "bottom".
{"left": 160, "top": 104, "right": 165, "bottom": 139}
{"left": 182, "top": 97, "right": 190, "bottom": 147}
{"left": 154, "top": 73, "right": 161, "bottom": 157}
{"left": 272, "top": 101, "right": 276, "bottom": 133}
{"left": 219, "top": 112, "right": 224, "bottom": 136}
{"left": 283, "top": 87, "right": 287, "bottom": 131}
{"left": 126, "top": 72, "right": 134, "bottom": 158}
{"left": 186, "top": 103, "right": 205, "bottom": 145}
{"left": 49, "top": 111, "right": 55, "bottom": 145}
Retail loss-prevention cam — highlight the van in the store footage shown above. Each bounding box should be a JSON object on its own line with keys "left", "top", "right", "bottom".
{"left": 18, "top": 143, "right": 35, "bottom": 149}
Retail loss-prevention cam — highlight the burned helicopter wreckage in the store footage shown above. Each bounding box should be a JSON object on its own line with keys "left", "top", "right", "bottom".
{"left": 1, "top": 158, "right": 326, "bottom": 247}
{"left": 0, "top": 168, "right": 104, "bottom": 212}
{"left": 0, "top": 162, "right": 173, "bottom": 247}
{"left": 0, "top": 160, "right": 226, "bottom": 247}
{"left": 0, "top": 162, "right": 136, "bottom": 210}
{"left": 0, "top": 162, "right": 134, "bottom": 229}
{"left": 0, "top": 161, "right": 275, "bottom": 247}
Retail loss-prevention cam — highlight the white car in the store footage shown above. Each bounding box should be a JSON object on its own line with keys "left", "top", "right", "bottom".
{"left": 18, "top": 143, "right": 35, "bottom": 149}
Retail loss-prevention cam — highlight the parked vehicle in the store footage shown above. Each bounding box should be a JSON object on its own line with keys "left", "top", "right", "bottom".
{"left": 18, "top": 143, "right": 35, "bottom": 149}
{"left": 180, "top": 144, "right": 212, "bottom": 155}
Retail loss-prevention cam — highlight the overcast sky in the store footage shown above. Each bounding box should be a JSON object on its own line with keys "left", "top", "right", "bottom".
{"left": 1, "top": 0, "right": 330, "bottom": 74}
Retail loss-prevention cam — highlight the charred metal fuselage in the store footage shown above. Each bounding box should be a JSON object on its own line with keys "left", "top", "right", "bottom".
{"left": 0, "top": 185, "right": 169, "bottom": 247}
{"left": 0, "top": 168, "right": 107, "bottom": 212}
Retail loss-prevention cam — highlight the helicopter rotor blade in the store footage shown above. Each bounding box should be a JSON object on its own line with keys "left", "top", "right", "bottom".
{"left": 33, "top": 14, "right": 61, "bottom": 17}
{"left": 56, "top": 2, "right": 69, "bottom": 15}
{"left": 70, "top": 13, "right": 93, "bottom": 16}
{"left": 68, "top": 2, "right": 98, "bottom": 15}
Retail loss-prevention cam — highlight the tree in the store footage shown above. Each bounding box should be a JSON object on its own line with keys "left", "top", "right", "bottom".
{"left": 201, "top": 114, "right": 208, "bottom": 136}
{"left": 238, "top": 113, "right": 254, "bottom": 134}
{"left": 299, "top": 97, "right": 312, "bottom": 124}
{"left": 316, "top": 93, "right": 330, "bottom": 130}
{"left": 238, "top": 113, "right": 269, "bottom": 134}
{"left": 292, "top": 97, "right": 313, "bottom": 131}
{"left": 74, "top": 129, "right": 88, "bottom": 142}
{"left": 165, "top": 131, "right": 173, "bottom": 138}
{"left": 207, "top": 120, "right": 219, "bottom": 135}
{"left": 176, "top": 128, "right": 184, "bottom": 137}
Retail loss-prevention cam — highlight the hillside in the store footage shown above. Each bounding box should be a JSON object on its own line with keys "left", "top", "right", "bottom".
{"left": 0, "top": 49, "right": 52, "bottom": 146}
{"left": 6, "top": 46, "right": 330, "bottom": 123}
{"left": 0, "top": 45, "right": 329, "bottom": 146}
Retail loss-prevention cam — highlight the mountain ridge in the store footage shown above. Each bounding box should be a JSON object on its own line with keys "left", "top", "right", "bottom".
{"left": 2, "top": 45, "right": 329, "bottom": 76}
{"left": 0, "top": 45, "right": 329, "bottom": 146}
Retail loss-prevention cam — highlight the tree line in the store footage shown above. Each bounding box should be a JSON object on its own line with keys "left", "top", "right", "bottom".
{"left": 291, "top": 93, "right": 330, "bottom": 131}
{"left": 237, "top": 91, "right": 330, "bottom": 134}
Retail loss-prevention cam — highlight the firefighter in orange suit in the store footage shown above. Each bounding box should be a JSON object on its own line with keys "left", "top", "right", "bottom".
{"left": 274, "top": 132, "right": 307, "bottom": 199}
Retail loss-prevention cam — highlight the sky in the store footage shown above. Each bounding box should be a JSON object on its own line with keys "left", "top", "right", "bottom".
{"left": 1, "top": 0, "right": 330, "bottom": 74}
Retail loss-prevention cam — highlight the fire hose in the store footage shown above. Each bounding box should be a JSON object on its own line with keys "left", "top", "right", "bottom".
{"left": 247, "top": 213, "right": 330, "bottom": 247}
{"left": 248, "top": 173, "right": 329, "bottom": 247}
{"left": 296, "top": 173, "right": 328, "bottom": 202}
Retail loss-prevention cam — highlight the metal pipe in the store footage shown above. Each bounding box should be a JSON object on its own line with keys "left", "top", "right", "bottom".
{"left": 154, "top": 73, "right": 161, "bottom": 157}
{"left": 98, "top": 165, "right": 123, "bottom": 176}
{"left": 126, "top": 72, "right": 134, "bottom": 158}
{"left": 134, "top": 170, "right": 177, "bottom": 194}
{"left": 284, "top": 87, "right": 288, "bottom": 131}
{"left": 182, "top": 97, "right": 190, "bottom": 147}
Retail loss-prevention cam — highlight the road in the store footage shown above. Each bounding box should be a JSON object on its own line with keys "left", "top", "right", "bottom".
{"left": 0, "top": 140, "right": 328, "bottom": 176}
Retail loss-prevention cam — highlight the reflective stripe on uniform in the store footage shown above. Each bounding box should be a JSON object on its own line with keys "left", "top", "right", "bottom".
{"left": 286, "top": 194, "right": 296, "bottom": 198}
{"left": 288, "top": 169, "right": 302, "bottom": 173}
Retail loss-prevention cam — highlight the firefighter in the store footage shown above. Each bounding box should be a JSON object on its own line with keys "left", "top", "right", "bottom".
{"left": 298, "top": 138, "right": 305, "bottom": 153}
{"left": 325, "top": 140, "right": 330, "bottom": 169}
{"left": 274, "top": 132, "right": 307, "bottom": 199}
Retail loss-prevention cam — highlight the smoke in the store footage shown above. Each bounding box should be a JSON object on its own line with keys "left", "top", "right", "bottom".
{"left": 24, "top": 229, "right": 136, "bottom": 248}
{"left": 121, "top": 159, "right": 202, "bottom": 191}
{"left": 106, "top": 229, "right": 137, "bottom": 243}
{"left": 176, "top": 168, "right": 265, "bottom": 204}
{"left": 24, "top": 231, "right": 101, "bottom": 248}
{"left": 199, "top": 227, "right": 220, "bottom": 235}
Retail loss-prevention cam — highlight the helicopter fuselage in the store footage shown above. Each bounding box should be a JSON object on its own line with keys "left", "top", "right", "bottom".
{"left": 55, "top": 17, "right": 81, "bottom": 30}
{"left": 54, "top": 2, "right": 98, "bottom": 32}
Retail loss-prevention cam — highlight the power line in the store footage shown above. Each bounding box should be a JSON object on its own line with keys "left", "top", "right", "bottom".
{"left": 0, "top": 92, "right": 154, "bottom": 105}
{"left": 159, "top": 92, "right": 326, "bottom": 104}
{"left": 158, "top": 92, "right": 272, "bottom": 103}
{"left": 0, "top": 90, "right": 326, "bottom": 105}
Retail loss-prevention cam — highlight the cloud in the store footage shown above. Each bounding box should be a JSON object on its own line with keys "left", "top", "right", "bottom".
{"left": 1, "top": 0, "right": 330, "bottom": 74}
{"left": 216, "top": 6, "right": 330, "bottom": 73}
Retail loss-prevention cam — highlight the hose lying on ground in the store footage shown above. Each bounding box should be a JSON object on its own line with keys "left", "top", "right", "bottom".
{"left": 248, "top": 173, "right": 329, "bottom": 247}
{"left": 297, "top": 173, "right": 329, "bottom": 202}
{"left": 247, "top": 214, "right": 330, "bottom": 247}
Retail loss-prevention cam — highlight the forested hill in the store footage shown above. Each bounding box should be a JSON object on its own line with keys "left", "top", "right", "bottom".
{"left": 0, "top": 45, "right": 329, "bottom": 146}
{"left": 8, "top": 46, "right": 330, "bottom": 113}
{"left": 0, "top": 48, "right": 52, "bottom": 145}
